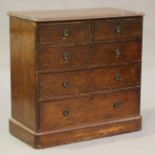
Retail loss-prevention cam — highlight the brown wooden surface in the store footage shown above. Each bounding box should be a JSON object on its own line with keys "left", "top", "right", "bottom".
{"left": 38, "top": 116, "right": 141, "bottom": 148}
{"left": 39, "top": 40, "right": 141, "bottom": 72}
{"left": 10, "top": 17, "right": 38, "bottom": 130}
{"left": 94, "top": 17, "right": 142, "bottom": 41}
{"left": 8, "top": 7, "right": 144, "bottom": 22}
{"left": 39, "top": 88, "right": 140, "bottom": 131}
{"left": 9, "top": 119, "right": 36, "bottom": 147}
{"left": 38, "top": 17, "right": 142, "bottom": 46}
{"left": 39, "top": 22, "right": 93, "bottom": 45}
{"left": 39, "top": 63, "right": 140, "bottom": 100}
{"left": 9, "top": 9, "right": 143, "bottom": 148}
{"left": 9, "top": 116, "right": 141, "bottom": 148}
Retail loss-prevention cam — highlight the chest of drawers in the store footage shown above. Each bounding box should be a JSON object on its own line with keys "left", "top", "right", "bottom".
{"left": 8, "top": 8, "right": 144, "bottom": 148}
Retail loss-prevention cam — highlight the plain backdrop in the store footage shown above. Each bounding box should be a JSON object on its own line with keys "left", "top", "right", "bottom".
{"left": 0, "top": 0, "right": 155, "bottom": 154}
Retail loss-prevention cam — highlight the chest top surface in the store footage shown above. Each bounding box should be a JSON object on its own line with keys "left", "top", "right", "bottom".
{"left": 8, "top": 7, "right": 144, "bottom": 22}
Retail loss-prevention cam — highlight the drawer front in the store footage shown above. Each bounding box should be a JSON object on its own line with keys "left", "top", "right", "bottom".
{"left": 39, "top": 88, "right": 140, "bottom": 131}
{"left": 39, "top": 40, "right": 141, "bottom": 72}
{"left": 94, "top": 17, "right": 142, "bottom": 41}
{"left": 39, "top": 22, "right": 92, "bottom": 45}
{"left": 39, "top": 63, "right": 140, "bottom": 100}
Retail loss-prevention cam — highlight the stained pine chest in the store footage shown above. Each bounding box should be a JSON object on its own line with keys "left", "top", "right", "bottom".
{"left": 9, "top": 8, "right": 144, "bottom": 148}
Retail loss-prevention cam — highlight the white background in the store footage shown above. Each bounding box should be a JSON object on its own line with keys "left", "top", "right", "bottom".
{"left": 0, "top": 0, "right": 155, "bottom": 154}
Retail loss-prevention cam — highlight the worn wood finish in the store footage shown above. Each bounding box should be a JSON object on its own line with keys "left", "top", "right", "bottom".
{"left": 37, "top": 117, "right": 141, "bottom": 148}
{"left": 39, "top": 40, "right": 141, "bottom": 72}
{"left": 9, "top": 8, "right": 144, "bottom": 148}
{"left": 94, "top": 17, "right": 142, "bottom": 41}
{"left": 39, "top": 63, "right": 140, "bottom": 100}
{"left": 9, "top": 116, "right": 141, "bottom": 148}
{"left": 39, "top": 22, "right": 93, "bottom": 45}
{"left": 39, "top": 88, "right": 140, "bottom": 131}
{"left": 38, "top": 17, "right": 142, "bottom": 46}
{"left": 8, "top": 8, "right": 144, "bottom": 22}
{"left": 10, "top": 17, "right": 38, "bottom": 130}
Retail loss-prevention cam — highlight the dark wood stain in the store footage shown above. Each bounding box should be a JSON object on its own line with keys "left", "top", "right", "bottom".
{"left": 39, "top": 63, "right": 140, "bottom": 100}
{"left": 39, "top": 40, "right": 141, "bottom": 72}
{"left": 94, "top": 17, "right": 142, "bottom": 41}
{"left": 39, "top": 88, "right": 140, "bottom": 131}
{"left": 9, "top": 10, "right": 143, "bottom": 148}
{"left": 39, "top": 22, "right": 93, "bottom": 45}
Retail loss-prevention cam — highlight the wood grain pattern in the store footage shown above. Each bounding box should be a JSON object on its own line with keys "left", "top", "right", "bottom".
{"left": 9, "top": 116, "right": 141, "bottom": 148}
{"left": 37, "top": 116, "right": 141, "bottom": 148}
{"left": 39, "top": 88, "right": 140, "bottom": 131}
{"left": 39, "top": 22, "right": 93, "bottom": 45}
{"left": 94, "top": 17, "right": 142, "bottom": 41}
{"left": 38, "top": 17, "right": 142, "bottom": 46}
{"left": 10, "top": 16, "right": 38, "bottom": 130}
{"left": 39, "top": 40, "right": 141, "bottom": 72}
{"left": 39, "top": 63, "right": 140, "bottom": 100}
{"left": 9, "top": 119, "right": 36, "bottom": 147}
{"left": 9, "top": 8, "right": 143, "bottom": 148}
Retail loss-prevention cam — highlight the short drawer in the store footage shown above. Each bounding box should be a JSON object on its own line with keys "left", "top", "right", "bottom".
{"left": 39, "top": 88, "right": 140, "bottom": 131}
{"left": 39, "top": 40, "right": 141, "bottom": 72}
{"left": 39, "top": 63, "right": 140, "bottom": 100}
{"left": 94, "top": 17, "right": 142, "bottom": 41}
{"left": 39, "top": 22, "right": 92, "bottom": 45}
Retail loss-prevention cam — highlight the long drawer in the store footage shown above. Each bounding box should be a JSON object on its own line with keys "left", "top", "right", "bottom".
{"left": 39, "top": 88, "right": 140, "bottom": 131}
{"left": 39, "top": 40, "right": 141, "bottom": 72}
{"left": 38, "top": 63, "right": 140, "bottom": 100}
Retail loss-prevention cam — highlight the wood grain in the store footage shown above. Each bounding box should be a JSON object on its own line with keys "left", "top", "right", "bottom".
{"left": 39, "top": 22, "right": 93, "bottom": 45}
{"left": 9, "top": 9, "right": 143, "bottom": 148}
{"left": 39, "top": 40, "right": 141, "bottom": 72}
{"left": 10, "top": 16, "right": 38, "bottom": 130}
{"left": 39, "top": 63, "right": 140, "bottom": 100}
{"left": 39, "top": 88, "right": 140, "bottom": 131}
{"left": 9, "top": 116, "right": 141, "bottom": 148}
{"left": 94, "top": 17, "right": 142, "bottom": 41}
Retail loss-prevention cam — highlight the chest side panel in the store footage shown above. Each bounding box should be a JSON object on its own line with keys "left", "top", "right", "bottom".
{"left": 10, "top": 17, "right": 38, "bottom": 130}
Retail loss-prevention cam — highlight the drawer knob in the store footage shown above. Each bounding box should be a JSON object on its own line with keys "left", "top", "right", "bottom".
{"left": 114, "top": 48, "right": 121, "bottom": 57}
{"left": 62, "top": 29, "right": 69, "bottom": 39}
{"left": 113, "top": 102, "right": 120, "bottom": 109}
{"left": 62, "top": 80, "right": 70, "bottom": 88}
{"left": 63, "top": 52, "right": 71, "bottom": 62}
{"left": 115, "top": 25, "right": 122, "bottom": 34}
{"left": 63, "top": 109, "right": 69, "bottom": 117}
{"left": 114, "top": 74, "right": 121, "bottom": 81}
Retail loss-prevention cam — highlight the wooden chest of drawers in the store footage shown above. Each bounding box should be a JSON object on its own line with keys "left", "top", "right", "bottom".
{"left": 8, "top": 8, "right": 144, "bottom": 148}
